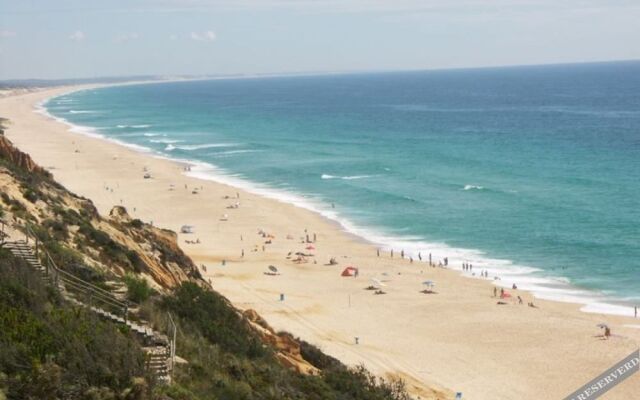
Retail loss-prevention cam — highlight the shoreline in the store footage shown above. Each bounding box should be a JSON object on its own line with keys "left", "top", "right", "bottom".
{"left": 2, "top": 85, "right": 639, "bottom": 399}
{"left": 42, "top": 82, "right": 638, "bottom": 318}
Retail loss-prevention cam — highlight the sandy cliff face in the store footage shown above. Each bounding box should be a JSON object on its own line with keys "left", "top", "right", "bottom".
{"left": 244, "top": 309, "right": 320, "bottom": 375}
{"left": 105, "top": 205, "right": 202, "bottom": 288}
{"left": 0, "top": 135, "right": 50, "bottom": 176}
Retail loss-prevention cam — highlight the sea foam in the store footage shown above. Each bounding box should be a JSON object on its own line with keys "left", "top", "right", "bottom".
{"left": 322, "top": 174, "right": 374, "bottom": 180}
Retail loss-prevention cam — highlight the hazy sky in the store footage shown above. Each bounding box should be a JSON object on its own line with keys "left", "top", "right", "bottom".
{"left": 1, "top": 0, "right": 639, "bottom": 80}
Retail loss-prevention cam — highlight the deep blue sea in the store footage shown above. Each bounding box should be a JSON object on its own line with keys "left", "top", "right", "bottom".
{"left": 44, "top": 62, "right": 640, "bottom": 315}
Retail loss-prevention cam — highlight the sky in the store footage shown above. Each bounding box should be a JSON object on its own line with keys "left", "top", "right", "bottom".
{"left": 1, "top": 0, "right": 639, "bottom": 80}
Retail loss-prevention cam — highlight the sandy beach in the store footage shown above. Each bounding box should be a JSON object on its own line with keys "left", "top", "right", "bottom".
{"left": 1, "top": 85, "right": 639, "bottom": 399}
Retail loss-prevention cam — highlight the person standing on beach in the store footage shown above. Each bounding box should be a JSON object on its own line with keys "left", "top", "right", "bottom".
{"left": 418, "top": 252, "right": 422, "bottom": 261}
{"left": 635, "top": 306, "right": 638, "bottom": 318}
{"left": 391, "top": 249, "right": 394, "bottom": 258}
{"left": 401, "top": 250, "right": 404, "bottom": 259}
{"left": 493, "top": 287, "right": 497, "bottom": 297}
{"left": 377, "top": 248, "right": 380, "bottom": 257}
{"left": 429, "top": 253, "right": 432, "bottom": 266}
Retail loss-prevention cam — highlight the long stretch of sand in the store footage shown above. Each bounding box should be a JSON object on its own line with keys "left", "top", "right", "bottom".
{"left": 1, "top": 85, "right": 639, "bottom": 399}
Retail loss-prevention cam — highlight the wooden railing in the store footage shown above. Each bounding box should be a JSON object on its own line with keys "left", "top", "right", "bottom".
{"left": 13, "top": 221, "right": 177, "bottom": 382}
{"left": 24, "top": 224, "right": 136, "bottom": 322}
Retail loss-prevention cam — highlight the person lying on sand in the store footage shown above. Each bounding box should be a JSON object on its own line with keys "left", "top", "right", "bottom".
{"left": 374, "top": 290, "right": 387, "bottom": 295}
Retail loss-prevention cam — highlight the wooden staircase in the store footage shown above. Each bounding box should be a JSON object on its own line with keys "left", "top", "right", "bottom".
{"left": 2, "top": 237, "right": 176, "bottom": 384}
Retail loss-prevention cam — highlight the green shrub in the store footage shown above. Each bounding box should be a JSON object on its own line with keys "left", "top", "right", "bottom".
{"left": 162, "top": 283, "right": 267, "bottom": 359}
{"left": 129, "top": 219, "right": 144, "bottom": 229}
{"left": 42, "top": 218, "right": 69, "bottom": 241}
{"left": 0, "top": 254, "right": 149, "bottom": 398}
{"left": 124, "top": 274, "right": 154, "bottom": 303}
{"left": 22, "top": 188, "right": 39, "bottom": 203}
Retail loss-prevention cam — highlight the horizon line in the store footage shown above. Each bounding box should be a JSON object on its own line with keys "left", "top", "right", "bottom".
{"left": 2, "top": 58, "right": 639, "bottom": 85}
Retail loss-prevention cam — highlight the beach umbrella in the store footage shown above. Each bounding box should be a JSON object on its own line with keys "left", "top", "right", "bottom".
{"left": 268, "top": 265, "right": 278, "bottom": 273}
{"left": 597, "top": 323, "right": 609, "bottom": 329}
{"left": 422, "top": 280, "right": 435, "bottom": 286}
{"left": 306, "top": 245, "right": 315, "bottom": 250}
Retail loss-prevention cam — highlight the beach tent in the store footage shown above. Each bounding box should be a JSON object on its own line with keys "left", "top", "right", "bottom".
{"left": 341, "top": 266, "right": 358, "bottom": 277}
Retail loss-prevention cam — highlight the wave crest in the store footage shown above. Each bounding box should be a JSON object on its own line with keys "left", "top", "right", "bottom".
{"left": 322, "top": 174, "right": 373, "bottom": 180}
{"left": 463, "top": 184, "right": 484, "bottom": 191}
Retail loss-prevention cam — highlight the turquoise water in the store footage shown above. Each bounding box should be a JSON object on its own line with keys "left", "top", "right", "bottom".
{"left": 44, "top": 62, "right": 640, "bottom": 314}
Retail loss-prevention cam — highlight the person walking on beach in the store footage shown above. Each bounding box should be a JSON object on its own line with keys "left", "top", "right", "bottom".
{"left": 429, "top": 253, "right": 432, "bottom": 266}
{"left": 391, "top": 249, "right": 394, "bottom": 258}
{"left": 241, "top": 249, "right": 244, "bottom": 258}
{"left": 377, "top": 248, "right": 380, "bottom": 257}
{"left": 493, "top": 287, "right": 497, "bottom": 297}
{"left": 418, "top": 252, "right": 422, "bottom": 261}
{"left": 401, "top": 250, "right": 404, "bottom": 259}
{"left": 635, "top": 306, "right": 638, "bottom": 318}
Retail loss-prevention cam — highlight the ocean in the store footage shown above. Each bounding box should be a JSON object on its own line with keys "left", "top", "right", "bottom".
{"left": 43, "top": 61, "right": 640, "bottom": 315}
